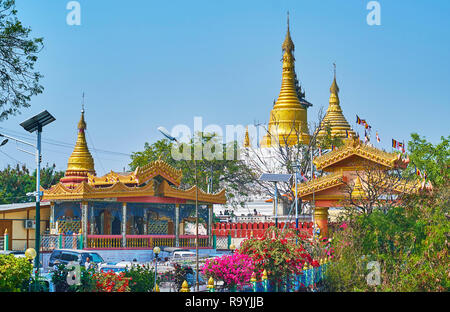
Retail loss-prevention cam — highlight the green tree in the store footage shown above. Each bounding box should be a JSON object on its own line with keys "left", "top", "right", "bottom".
{"left": 0, "top": 163, "right": 64, "bottom": 204}
{"left": 324, "top": 133, "right": 449, "bottom": 292}
{"left": 129, "top": 134, "right": 255, "bottom": 208}
{"left": 405, "top": 133, "right": 449, "bottom": 187}
{"left": 0, "top": 0, "right": 44, "bottom": 120}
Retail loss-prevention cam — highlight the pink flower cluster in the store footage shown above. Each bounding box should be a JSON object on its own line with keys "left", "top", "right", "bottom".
{"left": 201, "top": 253, "right": 255, "bottom": 288}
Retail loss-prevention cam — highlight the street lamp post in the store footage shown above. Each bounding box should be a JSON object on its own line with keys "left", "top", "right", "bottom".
{"left": 157, "top": 126, "right": 200, "bottom": 292}
{"left": 0, "top": 110, "right": 55, "bottom": 283}
{"left": 153, "top": 246, "right": 160, "bottom": 291}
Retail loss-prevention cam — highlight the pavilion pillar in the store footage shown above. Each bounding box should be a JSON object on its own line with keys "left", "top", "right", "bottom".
{"left": 89, "top": 205, "right": 94, "bottom": 235}
{"left": 50, "top": 202, "right": 55, "bottom": 234}
{"left": 314, "top": 207, "right": 329, "bottom": 238}
{"left": 208, "top": 204, "right": 213, "bottom": 247}
{"left": 122, "top": 202, "right": 127, "bottom": 247}
{"left": 175, "top": 204, "right": 180, "bottom": 247}
{"left": 143, "top": 207, "right": 148, "bottom": 235}
{"left": 81, "top": 201, "right": 88, "bottom": 248}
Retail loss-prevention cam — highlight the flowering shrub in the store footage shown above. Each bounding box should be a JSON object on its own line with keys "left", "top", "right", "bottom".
{"left": 93, "top": 270, "right": 130, "bottom": 292}
{"left": 201, "top": 253, "right": 255, "bottom": 289}
{"left": 238, "top": 227, "right": 320, "bottom": 284}
{"left": 123, "top": 264, "right": 156, "bottom": 292}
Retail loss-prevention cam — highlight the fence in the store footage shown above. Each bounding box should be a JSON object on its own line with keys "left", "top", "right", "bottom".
{"left": 40, "top": 233, "right": 83, "bottom": 252}
{"left": 212, "top": 221, "right": 314, "bottom": 239}
{"left": 205, "top": 260, "right": 331, "bottom": 292}
{"left": 86, "top": 235, "right": 209, "bottom": 249}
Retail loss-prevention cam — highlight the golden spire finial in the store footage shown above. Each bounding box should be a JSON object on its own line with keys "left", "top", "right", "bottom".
{"left": 243, "top": 126, "right": 251, "bottom": 148}
{"left": 330, "top": 63, "right": 339, "bottom": 97}
{"left": 282, "top": 11, "right": 295, "bottom": 53}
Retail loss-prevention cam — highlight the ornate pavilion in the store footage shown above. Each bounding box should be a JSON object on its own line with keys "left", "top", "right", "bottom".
{"left": 42, "top": 109, "right": 226, "bottom": 249}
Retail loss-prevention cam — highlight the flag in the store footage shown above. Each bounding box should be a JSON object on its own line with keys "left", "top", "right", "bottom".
{"left": 345, "top": 130, "right": 349, "bottom": 138}
{"left": 376, "top": 132, "right": 380, "bottom": 142}
{"left": 318, "top": 147, "right": 322, "bottom": 156}
{"left": 300, "top": 171, "right": 308, "bottom": 182}
{"left": 423, "top": 171, "right": 427, "bottom": 180}
{"left": 392, "top": 139, "right": 397, "bottom": 148}
{"left": 364, "top": 130, "right": 369, "bottom": 143}
{"left": 331, "top": 145, "right": 335, "bottom": 151}
{"left": 356, "top": 115, "right": 362, "bottom": 124}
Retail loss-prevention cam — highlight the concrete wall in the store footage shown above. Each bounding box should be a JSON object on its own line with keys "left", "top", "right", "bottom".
{"left": 1, "top": 207, "right": 50, "bottom": 251}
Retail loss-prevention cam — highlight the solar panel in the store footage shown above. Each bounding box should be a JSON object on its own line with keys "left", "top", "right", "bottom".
{"left": 258, "top": 173, "right": 292, "bottom": 182}
{"left": 20, "top": 110, "right": 56, "bottom": 133}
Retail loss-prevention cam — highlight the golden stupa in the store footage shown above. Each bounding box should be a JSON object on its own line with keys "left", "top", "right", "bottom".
{"left": 261, "top": 14, "right": 310, "bottom": 147}
{"left": 60, "top": 108, "right": 96, "bottom": 188}
{"left": 316, "top": 67, "right": 355, "bottom": 140}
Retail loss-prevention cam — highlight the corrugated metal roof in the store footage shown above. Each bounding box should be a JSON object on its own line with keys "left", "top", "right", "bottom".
{"left": 0, "top": 202, "right": 50, "bottom": 212}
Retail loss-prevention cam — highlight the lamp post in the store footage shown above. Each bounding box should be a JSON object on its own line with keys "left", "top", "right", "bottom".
{"left": 153, "top": 246, "right": 160, "bottom": 291}
{"left": 258, "top": 173, "right": 292, "bottom": 229}
{"left": 0, "top": 110, "right": 56, "bottom": 282}
{"left": 157, "top": 126, "right": 200, "bottom": 292}
{"left": 25, "top": 248, "right": 37, "bottom": 291}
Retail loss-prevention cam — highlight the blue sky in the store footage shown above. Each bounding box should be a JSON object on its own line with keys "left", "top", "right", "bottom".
{"left": 0, "top": 0, "right": 449, "bottom": 176}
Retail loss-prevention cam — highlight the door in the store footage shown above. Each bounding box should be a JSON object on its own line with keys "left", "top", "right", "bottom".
{"left": 0, "top": 220, "right": 13, "bottom": 249}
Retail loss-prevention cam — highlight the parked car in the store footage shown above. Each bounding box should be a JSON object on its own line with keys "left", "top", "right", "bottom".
{"left": 48, "top": 249, "right": 105, "bottom": 269}
{"left": 0, "top": 250, "right": 26, "bottom": 258}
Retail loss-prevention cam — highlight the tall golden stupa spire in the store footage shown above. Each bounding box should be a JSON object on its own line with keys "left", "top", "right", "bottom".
{"left": 261, "top": 13, "right": 310, "bottom": 147}
{"left": 317, "top": 64, "right": 355, "bottom": 140}
{"left": 60, "top": 96, "right": 96, "bottom": 188}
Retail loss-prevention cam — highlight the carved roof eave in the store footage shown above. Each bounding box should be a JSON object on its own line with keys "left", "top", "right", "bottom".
{"left": 42, "top": 180, "right": 155, "bottom": 201}
{"left": 295, "top": 171, "right": 345, "bottom": 197}
{"left": 87, "top": 159, "right": 182, "bottom": 187}
{"left": 159, "top": 180, "right": 226, "bottom": 204}
{"left": 314, "top": 138, "right": 402, "bottom": 170}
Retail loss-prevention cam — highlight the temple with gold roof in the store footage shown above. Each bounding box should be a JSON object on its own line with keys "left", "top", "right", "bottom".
{"left": 42, "top": 110, "right": 226, "bottom": 249}
{"left": 294, "top": 136, "right": 424, "bottom": 237}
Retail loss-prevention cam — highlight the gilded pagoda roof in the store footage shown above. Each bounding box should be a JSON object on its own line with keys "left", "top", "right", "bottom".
{"left": 295, "top": 170, "right": 346, "bottom": 197}
{"left": 316, "top": 72, "right": 356, "bottom": 140}
{"left": 44, "top": 159, "right": 225, "bottom": 204}
{"left": 314, "top": 137, "right": 407, "bottom": 171}
{"left": 261, "top": 14, "right": 310, "bottom": 147}
{"left": 87, "top": 159, "right": 182, "bottom": 187}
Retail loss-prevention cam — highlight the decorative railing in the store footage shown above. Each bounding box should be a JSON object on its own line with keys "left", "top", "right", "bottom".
{"left": 213, "top": 221, "right": 314, "bottom": 238}
{"left": 40, "top": 233, "right": 83, "bottom": 252}
{"left": 86, "top": 235, "right": 209, "bottom": 249}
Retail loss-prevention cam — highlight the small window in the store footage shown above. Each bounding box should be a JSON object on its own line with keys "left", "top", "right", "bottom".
{"left": 50, "top": 250, "right": 62, "bottom": 260}
{"left": 89, "top": 253, "right": 104, "bottom": 263}
{"left": 61, "top": 252, "right": 78, "bottom": 262}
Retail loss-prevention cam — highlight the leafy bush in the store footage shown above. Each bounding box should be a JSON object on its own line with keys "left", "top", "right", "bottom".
{"left": 123, "top": 264, "right": 156, "bottom": 292}
{"left": 51, "top": 263, "right": 96, "bottom": 292}
{"left": 0, "top": 254, "right": 32, "bottom": 292}
{"left": 324, "top": 186, "right": 449, "bottom": 292}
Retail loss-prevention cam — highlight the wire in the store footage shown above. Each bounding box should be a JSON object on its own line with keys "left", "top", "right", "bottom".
{"left": 86, "top": 130, "right": 106, "bottom": 174}
{"left": 0, "top": 126, "right": 131, "bottom": 157}
{"left": 0, "top": 150, "right": 25, "bottom": 166}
